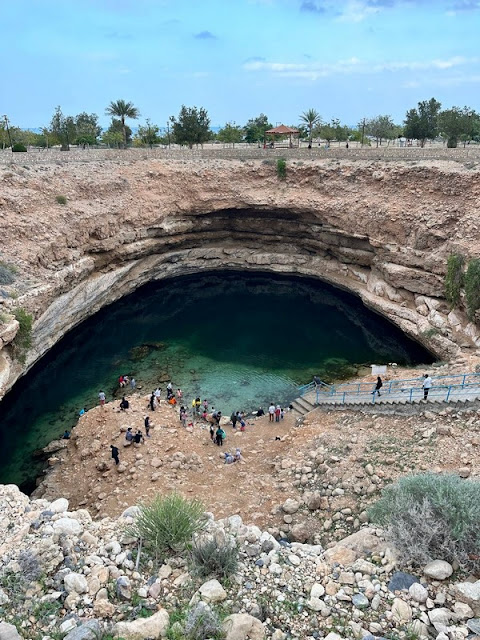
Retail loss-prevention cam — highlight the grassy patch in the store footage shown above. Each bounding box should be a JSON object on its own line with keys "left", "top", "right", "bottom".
{"left": 11, "top": 307, "right": 33, "bottom": 364}
{"left": 276, "top": 157, "right": 287, "bottom": 180}
{"left": 55, "top": 195, "right": 67, "bottom": 205}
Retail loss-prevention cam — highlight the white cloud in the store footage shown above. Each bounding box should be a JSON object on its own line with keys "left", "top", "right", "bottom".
{"left": 243, "top": 55, "right": 477, "bottom": 80}
{"left": 338, "top": 0, "right": 381, "bottom": 22}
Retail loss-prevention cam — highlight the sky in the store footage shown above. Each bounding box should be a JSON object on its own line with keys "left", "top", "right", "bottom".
{"left": 2, "top": 0, "right": 480, "bottom": 130}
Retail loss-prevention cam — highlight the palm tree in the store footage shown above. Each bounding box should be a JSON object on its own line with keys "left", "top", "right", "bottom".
{"left": 105, "top": 99, "right": 140, "bottom": 148}
{"left": 299, "top": 108, "right": 321, "bottom": 146}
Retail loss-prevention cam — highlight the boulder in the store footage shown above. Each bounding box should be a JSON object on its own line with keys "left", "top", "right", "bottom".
{"left": 199, "top": 579, "right": 227, "bottom": 603}
{"left": 222, "top": 613, "right": 265, "bottom": 640}
{"left": 391, "top": 598, "right": 412, "bottom": 624}
{"left": 388, "top": 571, "right": 419, "bottom": 592}
{"left": 282, "top": 498, "right": 300, "bottom": 515}
{"left": 423, "top": 560, "right": 453, "bottom": 580}
{"left": 63, "top": 620, "right": 102, "bottom": 640}
{"left": 50, "top": 497, "right": 69, "bottom": 513}
{"left": 64, "top": 572, "right": 88, "bottom": 594}
{"left": 409, "top": 582, "right": 428, "bottom": 603}
{"left": 0, "top": 623, "right": 22, "bottom": 640}
{"left": 53, "top": 517, "right": 83, "bottom": 536}
{"left": 113, "top": 609, "right": 169, "bottom": 639}
{"left": 454, "top": 580, "right": 480, "bottom": 616}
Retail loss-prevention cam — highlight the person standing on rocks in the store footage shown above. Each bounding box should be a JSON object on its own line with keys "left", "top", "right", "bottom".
{"left": 149, "top": 392, "right": 156, "bottom": 411}
{"left": 144, "top": 416, "right": 151, "bottom": 437}
{"left": 154, "top": 387, "right": 161, "bottom": 405}
{"left": 269, "top": 403, "right": 275, "bottom": 422}
{"left": 423, "top": 374, "right": 433, "bottom": 400}
{"left": 130, "top": 378, "right": 136, "bottom": 390}
{"left": 373, "top": 376, "right": 383, "bottom": 398}
{"left": 275, "top": 405, "right": 281, "bottom": 423}
{"left": 215, "top": 426, "right": 225, "bottom": 446}
{"left": 110, "top": 445, "right": 119, "bottom": 465}
{"left": 98, "top": 390, "right": 106, "bottom": 407}
{"left": 231, "top": 411, "right": 238, "bottom": 429}
{"left": 120, "top": 396, "right": 129, "bottom": 411}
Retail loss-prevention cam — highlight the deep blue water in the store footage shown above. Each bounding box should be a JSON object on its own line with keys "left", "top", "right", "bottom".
{"left": 0, "top": 271, "right": 434, "bottom": 491}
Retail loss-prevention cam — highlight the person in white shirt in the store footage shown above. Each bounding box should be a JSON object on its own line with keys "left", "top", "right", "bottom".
{"left": 422, "top": 374, "right": 432, "bottom": 400}
{"left": 268, "top": 404, "right": 275, "bottom": 422}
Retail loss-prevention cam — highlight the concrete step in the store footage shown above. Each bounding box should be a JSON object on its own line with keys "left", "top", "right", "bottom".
{"left": 295, "top": 396, "right": 315, "bottom": 412}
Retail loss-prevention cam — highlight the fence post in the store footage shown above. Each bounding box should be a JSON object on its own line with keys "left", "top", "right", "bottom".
{"left": 462, "top": 374, "right": 466, "bottom": 387}
{"left": 446, "top": 386, "right": 452, "bottom": 402}
{"left": 388, "top": 380, "right": 393, "bottom": 393}
{"left": 316, "top": 388, "right": 319, "bottom": 404}
{"left": 342, "top": 392, "right": 346, "bottom": 405}
{"left": 409, "top": 388, "right": 413, "bottom": 403}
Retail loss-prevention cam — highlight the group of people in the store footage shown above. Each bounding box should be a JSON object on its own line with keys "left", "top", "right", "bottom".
{"left": 148, "top": 383, "right": 183, "bottom": 411}
{"left": 119, "top": 375, "right": 136, "bottom": 390}
{"left": 372, "top": 374, "right": 433, "bottom": 400}
{"left": 268, "top": 404, "right": 284, "bottom": 422}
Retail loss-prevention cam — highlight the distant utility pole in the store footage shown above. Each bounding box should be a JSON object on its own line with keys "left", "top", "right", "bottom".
{"left": 361, "top": 118, "right": 366, "bottom": 147}
{"left": 3, "top": 115, "right": 13, "bottom": 150}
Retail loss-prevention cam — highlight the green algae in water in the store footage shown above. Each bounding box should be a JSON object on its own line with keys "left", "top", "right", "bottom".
{"left": 0, "top": 271, "right": 434, "bottom": 491}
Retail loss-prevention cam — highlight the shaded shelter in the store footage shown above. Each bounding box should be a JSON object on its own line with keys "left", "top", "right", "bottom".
{"left": 264, "top": 125, "right": 299, "bottom": 149}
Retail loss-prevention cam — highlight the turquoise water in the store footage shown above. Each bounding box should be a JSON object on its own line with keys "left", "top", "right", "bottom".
{"left": 0, "top": 272, "right": 434, "bottom": 491}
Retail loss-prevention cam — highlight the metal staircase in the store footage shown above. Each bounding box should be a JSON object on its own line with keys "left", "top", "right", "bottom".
{"left": 291, "top": 372, "right": 480, "bottom": 417}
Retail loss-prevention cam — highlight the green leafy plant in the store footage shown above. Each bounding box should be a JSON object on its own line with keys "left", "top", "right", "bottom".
{"left": 189, "top": 537, "right": 238, "bottom": 579}
{"left": 55, "top": 195, "right": 67, "bottom": 205}
{"left": 184, "top": 603, "right": 223, "bottom": 640}
{"left": 421, "top": 328, "right": 439, "bottom": 339}
{"left": 12, "top": 143, "right": 27, "bottom": 152}
{"left": 465, "top": 258, "right": 480, "bottom": 321}
{"left": 369, "top": 473, "right": 480, "bottom": 572}
{"left": 276, "top": 157, "right": 287, "bottom": 180}
{"left": 126, "top": 493, "right": 206, "bottom": 561}
{"left": 11, "top": 308, "right": 33, "bottom": 364}
{"left": 444, "top": 253, "right": 465, "bottom": 309}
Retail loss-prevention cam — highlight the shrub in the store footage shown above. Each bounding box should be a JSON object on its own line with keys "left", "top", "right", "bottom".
{"left": 190, "top": 537, "right": 238, "bottom": 579}
{"left": 368, "top": 473, "right": 480, "bottom": 572}
{"left": 0, "top": 262, "right": 16, "bottom": 285}
{"left": 12, "top": 307, "right": 33, "bottom": 364}
{"left": 465, "top": 258, "right": 480, "bottom": 321}
{"left": 444, "top": 253, "right": 465, "bottom": 309}
{"left": 127, "top": 493, "right": 206, "bottom": 561}
{"left": 184, "top": 602, "right": 221, "bottom": 640}
{"left": 55, "top": 195, "right": 67, "bottom": 205}
{"left": 12, "top": 143, "right": 27, "bottom": 152}
{"left": 276, "top": 157, "right": 287, "bottom": 180}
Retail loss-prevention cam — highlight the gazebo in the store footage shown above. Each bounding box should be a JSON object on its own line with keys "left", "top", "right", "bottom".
{"left": 264, "top": 125, "right": 299, "bottom": 149}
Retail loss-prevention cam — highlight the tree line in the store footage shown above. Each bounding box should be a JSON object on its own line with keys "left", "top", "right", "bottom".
{"left": 1, "top": 97, "right": 479, "bottom": 151}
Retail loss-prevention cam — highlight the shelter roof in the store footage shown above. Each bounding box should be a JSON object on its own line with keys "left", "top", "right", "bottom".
{"left": 265, "top": 125, "right": 299, "bottom": 134}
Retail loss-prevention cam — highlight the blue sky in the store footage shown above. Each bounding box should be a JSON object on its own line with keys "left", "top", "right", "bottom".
{"left": 3, "top": 0, "right": 479, "bottom": 129}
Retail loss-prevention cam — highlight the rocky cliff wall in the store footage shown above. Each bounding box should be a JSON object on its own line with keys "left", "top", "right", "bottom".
{"left": 1, "top": 156, "right": 479, "bottom": 399}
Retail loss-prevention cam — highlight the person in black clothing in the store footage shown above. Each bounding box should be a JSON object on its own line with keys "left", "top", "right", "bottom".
{"left": 62, "top": 430, "right": 71, "bottom": 439}
{"left": 120, "top": 396, "right": 129, "bottom": 411}
{"left": 144, "top": 416, "right": 151, "bottom": 437}
{"left": 256, "top": 407, "right": 265, "bottom": 417}
{"left": 134, "top": 430, "right": 144, "bottom": 445}
{"left": 372, "top": 376, "right": 383, "bottom": 398}
{"left": 210, "top": 425, "right": 215, "bottom": 442}
{"left": 231, "top": 411, "right": 238, "bottom": 429}
{"left": 149, "top": 392, "right": 155, "bottom": 411}
{"left": 110, "top": 445, "right": 119, "bottom": 465}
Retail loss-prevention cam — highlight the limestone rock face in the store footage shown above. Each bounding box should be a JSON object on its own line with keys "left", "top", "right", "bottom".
{"left": 0, "top": 157, "right": 477, "bottom": 398}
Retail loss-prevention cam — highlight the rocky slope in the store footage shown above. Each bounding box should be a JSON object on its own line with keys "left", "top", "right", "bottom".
{"left": 0, "top": 483, "right": 479, "bottom": 640}
{"left": 1, "top": 156, "right": 480, "bottom": 399}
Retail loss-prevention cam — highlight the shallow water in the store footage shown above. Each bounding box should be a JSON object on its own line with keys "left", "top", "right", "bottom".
{"left": 0, "top": 271, "right": 434, "bottom": 491}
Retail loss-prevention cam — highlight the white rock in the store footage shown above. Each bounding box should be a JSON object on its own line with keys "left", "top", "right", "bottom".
{"left": 324, "top": 634, "right": 344, "bottom": 640}
{"left": 424, "top": 560, "right": 453, "bottom": 580}
{"left": 59, "top": 619, "right": 77, "bottom": 633}
{"left": 53, "top": 517, "right": 83, "bottom": 536}
{"left": 282, "top": 498, "right": 300, "bottom": 514}
{"left": 392, "top": 598, "right": 412, "bottom": 624}
{"left": 222, "top": 613, "right": 265, "bottom": 640}
{"left": 453, "top": 601, "right": 474, "bottom": 620}
{"left": 113, "top": 609, "right": 169, "bottom": 639}
{"left": 428, "top": 607, "right": 452, "bottom": 629}
{"left": 310, "top": 583, "right": 325, "bottom": 598}
{"left": 64, "top": 572, "right": 88, "bottom": 594}
{"left": 50, "top": 498, "right": 69, "bottom": 513}
{"left": 409, "top": 582, "right": 429, "bottom": 603}
{"left": 199, "top": 579, "right": 227, "bottom": 603}
{"left": 0, "top": 622, "right": 22, "bottom": 640}
{"left": 454, "top": 580, "right": 480, "bottom": 615}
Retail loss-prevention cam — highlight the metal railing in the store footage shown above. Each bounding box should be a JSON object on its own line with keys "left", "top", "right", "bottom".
{"left": 329, "top": 372, "right": 480, "bottom": 396}
{"left": 298, "top": 379, "right": 331, "bottom": 397}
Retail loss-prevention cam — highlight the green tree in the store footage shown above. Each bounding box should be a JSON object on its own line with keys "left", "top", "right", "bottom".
{"left": 103, "top": 119, "right": 132, "bottom": 147}
{"left": 299, "top": 108, "right": 322, "bottom": 145}
{"left": 134, "top": 119, "right": 160, "bottom": 148}
{"left": 217, "top": 122, "right": 243, "bottom": 147}
{"left": 243, "top": 113, "right": 272, "bottom": 144}
{"left": 364, "top": 115, "right": 395, "bottom": 147}
{"left": 438, "top": 106, "right": 475, "bottom": 148}
{"left": 465, "top": 259, "right": 480, "bottom": 321}
{"left": 74, "top": 112, "right": 101, "bottom": 146}
{"left": 105, "top": 99, "right": 140, "bottom": 148}
{"left": 404, "top": 97, "right": 441, "bottom": 147}
{"left": 170, "top": 105, "right": 211, "bottom": 149}
{"left": 101, "top": 129, "right": 124, "bottom": 148}
{"left": 49, "top": 106, "right": 76, "bottom": 150}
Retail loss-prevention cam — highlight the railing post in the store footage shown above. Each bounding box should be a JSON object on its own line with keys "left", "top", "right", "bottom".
{"left": 462, "top": 374, "right": 466, "bottom": 387}
{"left": 372, "top": 393, "right": 376, "bottom": 405}
{"left": 446, "top": 386, "right": 452, "bottom": 402}
{"left": 389, "top": 380, "right": 393, "bottom": 393}
{"left": 342, "top": 392, "right": 346, "bottom": 404}
{"left": 409, "top": 388, "right": 413, "bottom": 403}
{"left": 316, "top": 388, "right": 319, "bottom": 404}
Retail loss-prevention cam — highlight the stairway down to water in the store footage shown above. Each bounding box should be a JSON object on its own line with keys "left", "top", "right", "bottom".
{"left": 292, "top": 372, "right": 480, "bottom": 417}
